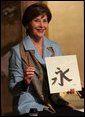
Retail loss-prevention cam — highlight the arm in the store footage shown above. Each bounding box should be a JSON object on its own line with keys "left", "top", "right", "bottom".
{"left": 9, "top": 45, "right": 27, "bottom": 96}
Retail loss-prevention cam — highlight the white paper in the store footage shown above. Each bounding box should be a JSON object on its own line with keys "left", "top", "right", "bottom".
{"left": 45, "top": 55, "right": 82, "bottom": 94}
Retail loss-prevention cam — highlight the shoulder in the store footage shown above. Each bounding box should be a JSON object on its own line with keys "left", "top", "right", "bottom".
{"left": 50, "top": 40, "right": 61, "bottom": 49}
{"left": 50, "top": 40, "right": 62, "bottom": 56}
{"left": 45, "top": 37, "right": 62, "bottom": 55}
{"left": 10, "top": 42, "right": 21, "bottom": 59}
{"left": 45, "top": 36, "right": 60, "bottom": 47}
{"left": 10, "top": 36, "right": 27, "bottom": 52}
{"left": 11, "top": 43, "right": 19, "bottom": 53}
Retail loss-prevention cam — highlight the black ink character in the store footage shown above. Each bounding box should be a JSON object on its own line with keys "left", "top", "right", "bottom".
{"left": 52, "top": 67, "right": 72, "bottom": 86}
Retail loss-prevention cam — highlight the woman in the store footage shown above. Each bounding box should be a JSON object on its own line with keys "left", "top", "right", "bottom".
{"left": 9, "top": 3, "right": 83, "bottom": 116}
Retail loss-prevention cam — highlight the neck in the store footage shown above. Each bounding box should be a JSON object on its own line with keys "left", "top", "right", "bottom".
{"left": 32, "top": 36, "right": 43, "bottom": 44}
{"left": 29, "top": 33, "right": 44, "bottom": 43}
{"left": 33, "top": 38, "right": 43, "bottom": 47}
{"left": 32, "top": 37, "right": 43, "bottom": 57}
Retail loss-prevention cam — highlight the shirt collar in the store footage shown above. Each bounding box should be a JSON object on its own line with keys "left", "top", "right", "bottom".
{"left": 22, "top": 35, "right": 54, "bottom": 64}
{"left": 23, "top": 35, "right": 35, "bottom": 51}
{"left": 23, "top": 35, "right": 52, "bottom": 51}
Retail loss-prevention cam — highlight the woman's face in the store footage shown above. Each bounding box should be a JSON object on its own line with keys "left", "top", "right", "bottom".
{"left": 29, "top": 14, "right": 48, "bottom": 39}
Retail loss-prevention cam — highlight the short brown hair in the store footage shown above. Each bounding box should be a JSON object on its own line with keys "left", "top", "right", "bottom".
{"left": 22, "top": 3, "right": 52, "bottom": 28}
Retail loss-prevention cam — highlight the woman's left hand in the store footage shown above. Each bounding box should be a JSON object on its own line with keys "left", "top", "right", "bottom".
{"left": 67, "top": 89, "right": 76, "bottom": 94}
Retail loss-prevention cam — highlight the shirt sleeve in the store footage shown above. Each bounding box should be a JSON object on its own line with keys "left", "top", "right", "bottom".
{"left": 9, "top": 45, "right": 27, "bottom": 95}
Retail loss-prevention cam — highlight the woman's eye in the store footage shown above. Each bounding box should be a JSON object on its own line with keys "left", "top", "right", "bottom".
{"left": 43, "top": 19, "right": 48, "bottom": 22}
{"left": 33, "top": 19, "right": 48, "bottom": 23}
{"left": 34, "top": 19, "right": 40, "bottom": 22}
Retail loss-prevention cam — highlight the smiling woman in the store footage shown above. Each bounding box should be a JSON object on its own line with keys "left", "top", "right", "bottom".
{"left": 8, "top": 2, "right": 84, "bottom": 116}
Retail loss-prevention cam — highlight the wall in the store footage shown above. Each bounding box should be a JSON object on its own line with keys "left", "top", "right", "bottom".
{"left": 1, "top": 1, "right": 22, "bottom": 56}
{"left": 46, "top": 1, "right": 84, "bottom": 86}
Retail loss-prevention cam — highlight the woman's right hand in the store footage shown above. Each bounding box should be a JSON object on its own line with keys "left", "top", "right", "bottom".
{"left": 24, "top": 66, "right": 35, "bottom": 85}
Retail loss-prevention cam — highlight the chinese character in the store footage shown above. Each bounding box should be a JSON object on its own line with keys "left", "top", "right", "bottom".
{"left": 52, "top": 67, "right": 72, "bottom": 86}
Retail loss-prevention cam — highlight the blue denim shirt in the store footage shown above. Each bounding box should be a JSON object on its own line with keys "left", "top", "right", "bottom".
{"left": 9, "top": 35, "right": 62, "bottom": 114}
